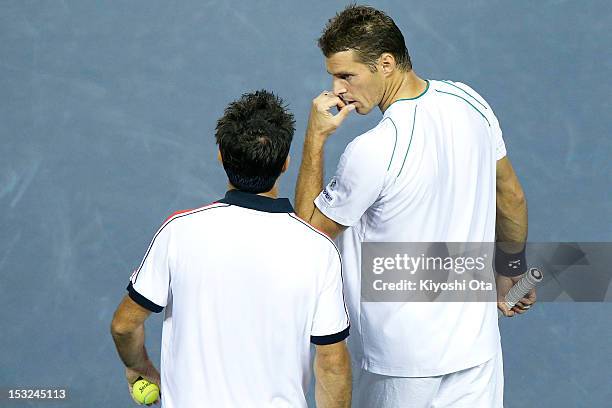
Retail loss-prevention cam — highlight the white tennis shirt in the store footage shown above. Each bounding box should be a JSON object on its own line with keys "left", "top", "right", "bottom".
{"left": 127, "top": 190, "right": 349, "bottom": 407}
{"left": 315, "top": 80, "right": 505, "bottom": 377}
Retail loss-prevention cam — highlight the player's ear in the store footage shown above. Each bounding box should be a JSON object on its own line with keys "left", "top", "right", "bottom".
{"left": 380, "top": 53, "right": 395, "bottom": 76}
{"left": 217, "top": 149, "right": 223, "bottom": 164}
{"left": 281, "top": 155, "right": 290, "bottom": 173}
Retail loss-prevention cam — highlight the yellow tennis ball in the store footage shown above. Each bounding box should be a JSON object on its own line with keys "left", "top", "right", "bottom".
{"left": 132, "top": 378, "right": 159, "bottom": 405}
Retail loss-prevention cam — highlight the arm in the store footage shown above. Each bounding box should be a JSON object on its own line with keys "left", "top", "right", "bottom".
{"left": 496, "top": 156, "right": 528, "bottom": 251}
{"left": 314, "top": 341, "right": 352, "bottom": 408}
{"left": 110, "top": 295, "right": 161, "bottom": 402}
{"left": 495, "top": 157, "right": 533, "bottom": 316}
{"left": 295, "top": 91, "right": 354, "bottom": 239}
{"left": 110, "top": 295, "right": 152, "bottom": 369}
{"left": 295, "top": 132, "right": 346, "bottom": 239}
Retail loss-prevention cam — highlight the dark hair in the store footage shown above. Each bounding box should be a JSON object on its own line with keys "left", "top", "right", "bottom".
{"left": 215, "top": 90, "right": 295, "bottom": 193}
{"left": 318, "top": 4, "right": 412, "bottom": 72}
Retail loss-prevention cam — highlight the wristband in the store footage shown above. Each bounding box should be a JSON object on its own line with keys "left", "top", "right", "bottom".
{"left": 494, "top": 244, "right": 527, "bottom": 277}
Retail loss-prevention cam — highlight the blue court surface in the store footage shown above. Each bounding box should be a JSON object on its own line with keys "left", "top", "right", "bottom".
{"left": 1, "top": 1, "right": 611, "bottom": 407}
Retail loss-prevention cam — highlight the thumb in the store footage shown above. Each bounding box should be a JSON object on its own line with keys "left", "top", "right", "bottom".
{"left": 497, "top": 301, "right": 514, "bottom": 317}
{"left": 335, "top": 103, "right": 355, "bottom": 122}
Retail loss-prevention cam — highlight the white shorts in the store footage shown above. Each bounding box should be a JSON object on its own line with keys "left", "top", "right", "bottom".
{"left": 353, "top": 344, "right": 504, "bottom": 408}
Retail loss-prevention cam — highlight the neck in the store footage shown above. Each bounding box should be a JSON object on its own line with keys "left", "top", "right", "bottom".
{"left": 379, "top": 70, "right": 428, "bottom": 112}
{"left": 259, "top": 184, "right": 279, "bottom": 198}
{"left": 227, "top": 183, "right": 279, "bottom": 199}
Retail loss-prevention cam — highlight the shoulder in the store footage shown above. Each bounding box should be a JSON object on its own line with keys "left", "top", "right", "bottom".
{"left": 161, "top": 202, "right": 231, "bottom": 227}
{"left": 430, "top": 79, "right": 501, "bottom": 127}
{"left": 431, "top": 80, "right": 494, "bottom": 110}
{"left": 342, "top": 117, "right": 398, "bottom": 161}
{"left": 285, "top": 213, "right": 341, "bottom": 258}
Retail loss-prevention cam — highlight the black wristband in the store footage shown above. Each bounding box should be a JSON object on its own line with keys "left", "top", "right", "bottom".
{"left": 494, "top": 244, "right": 527, "bottom": 277}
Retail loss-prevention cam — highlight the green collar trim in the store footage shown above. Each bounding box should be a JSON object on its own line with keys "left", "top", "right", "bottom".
{"left": 389, "top": 80, "right": 430, "bottom": 107}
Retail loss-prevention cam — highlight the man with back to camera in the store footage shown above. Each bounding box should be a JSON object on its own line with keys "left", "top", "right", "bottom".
{"left": 110, "top": 90, "right": 352, "bottom": 408}
{"left": 295, "top": 5, "right": 536, "bottom": 407}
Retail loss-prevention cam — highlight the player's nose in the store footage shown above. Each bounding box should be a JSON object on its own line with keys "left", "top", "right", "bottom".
{"left": 332, "top": 80, "right": 347, "bottom": 96}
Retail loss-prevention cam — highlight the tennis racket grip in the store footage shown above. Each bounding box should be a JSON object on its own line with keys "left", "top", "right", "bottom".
{"left": 504, "top": 267, "right": 543, "bottom": 308}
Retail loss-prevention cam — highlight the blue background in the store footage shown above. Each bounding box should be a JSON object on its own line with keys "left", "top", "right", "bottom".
{"left": 1, "top": 1, "right": 611, "bottom": 406}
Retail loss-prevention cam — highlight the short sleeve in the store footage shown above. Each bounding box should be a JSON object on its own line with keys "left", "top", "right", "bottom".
{"left": 126, "top": 220, "right": 173, "bottom": 313}
{"left": 314, "top": 121, "right": 395, "bottom": 227}
{"left": 491, "top": 112, "right": 507, "bottom": 160}
{"left": 310, "top": 246, "right": 350, "bottom": 345}
{"left": 451, "top": 80, "right": 506, "bottom": 161}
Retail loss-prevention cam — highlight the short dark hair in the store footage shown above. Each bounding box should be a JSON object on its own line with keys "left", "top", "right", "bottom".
{"left": 215, "top": 90, "right": 295, "bottom": 193}
{"left": 318, "top": 4, "right": 412, "bottom": 72}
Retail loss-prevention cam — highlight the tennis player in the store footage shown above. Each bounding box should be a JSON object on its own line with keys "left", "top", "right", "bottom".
{"left": 111, "top": 90, "right": 351, "bottom": 407}
{"left": 295, "top": 5, "right": 534, "bottom": 407}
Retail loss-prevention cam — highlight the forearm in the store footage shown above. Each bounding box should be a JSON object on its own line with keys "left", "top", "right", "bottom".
{"left": 314, "top": 354, "right": 352, "bottom": 408}
{"left": 295, "top": 131, "right": 326, "bottom": 220}
{"left": 496, "top": 193, "right": 528, "bottom": 253}
{"left": 494, "top": 157, "right": 528, "bottom": 257}
{"left": 111, "top": 323, "right": 149, "bottom": 369}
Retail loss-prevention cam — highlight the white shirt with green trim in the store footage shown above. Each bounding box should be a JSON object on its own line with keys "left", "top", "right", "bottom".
{"left": 127, "top": 190, "right": 349, "bottom": 407}
{"left": 315, "top": 80, "right": 505, "bottom": 377}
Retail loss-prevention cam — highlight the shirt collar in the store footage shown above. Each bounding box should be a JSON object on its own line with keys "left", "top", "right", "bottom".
{"left": 384, "top": 79, "right": 430, "bottom": 117}
{"left": 218, "top": 190, "right": 294, "bottom": 213}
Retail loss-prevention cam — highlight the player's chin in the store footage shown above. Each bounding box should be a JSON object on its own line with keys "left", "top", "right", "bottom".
{"left": 354, "top": 103, "right": 371, "bottom": 115}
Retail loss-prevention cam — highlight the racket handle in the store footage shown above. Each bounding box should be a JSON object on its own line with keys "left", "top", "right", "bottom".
{"left": 504, "top": 267, "right": 543, "bottom": 308}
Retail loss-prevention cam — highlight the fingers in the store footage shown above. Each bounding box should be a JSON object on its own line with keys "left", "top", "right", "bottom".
{"left": 334, "top": 93, "right": 347, "bottom": 109}
{"left": 145, "top": 387, "right": 161, "bottom": 405}
{"left": 497, "top": 297, "right": 534, "bottom": 316}
{"left": 337, "top": 103, "right": 356, "bottom": 120}
{"left": 514, "top": 300, "right": 530, "bottom": 309}
{"left": 318, "top": 90, "right": 355, "bottom": 119}
{"left": 308, "top": 90, "right": 355, "bottom": 137}
{"left": 511, "top": 304, "right": 529, "bottom": 314}
{"left": 513, "top": 289, "right": 537, "bottom": 314}
{"left": 322, "top": 88, "right": 348, "bottom": 98}
{"left": 496, "top": 277, "right": 537, "bottom": 318}
{"left": 128, "top": 384, "right": 141, "bottom": 404}
{"left": 334, "top": 88, "right": 348, "bottom": 110}
{"left": 316, "top": 91, "right": 345, "bottom": 112}
{"left": 511, "top": 297, "right": 536, "bottom": 314}
{"left": 126, "top": 369, "right": 162, "bottom": 405}
{"left": 497, "top": 301, "right": 514, "bottom": 317}
{"left": 526, "top": 288, "right": 537, "bottom": 303}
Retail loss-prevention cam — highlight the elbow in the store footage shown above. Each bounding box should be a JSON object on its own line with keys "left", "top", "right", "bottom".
{"left": 514, "top": 191, "right": 527, "bottom": 210}
{"left": 498, "top": 188, "right": 527, "bottom": 212}
{"left": 315, "top": 347, "right": 351, "bottom": 374}
{"left": 110, "top": 317, "right": 133, "bottom": 338}
{"left": 505, "top": 183, "right": 526, "bottom": 206}
{"left": 110, "top": 321, "right": 124, "bottom": 337}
